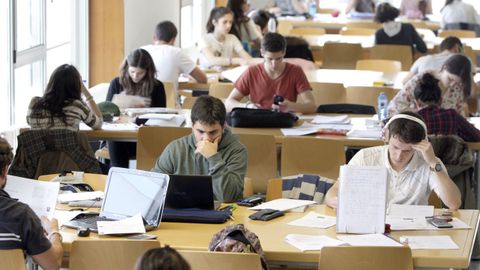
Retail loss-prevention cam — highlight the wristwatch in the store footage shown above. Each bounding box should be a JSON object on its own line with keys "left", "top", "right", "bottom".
{"left": 430, "top": 162, "right": 442, "bottom": 172}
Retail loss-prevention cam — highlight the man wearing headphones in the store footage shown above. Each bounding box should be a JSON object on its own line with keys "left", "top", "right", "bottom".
{"left": 325, "top": 111, "right": 461, "bottom": 210}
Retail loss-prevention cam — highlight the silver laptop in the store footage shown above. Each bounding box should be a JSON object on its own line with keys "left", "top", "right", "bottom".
{"left": 63, "top": 167, "right": 169, "bottom": 232}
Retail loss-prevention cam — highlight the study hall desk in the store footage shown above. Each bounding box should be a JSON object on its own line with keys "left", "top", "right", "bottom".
{"left": 59, "top": 205, "right": 479, "bottom": 269}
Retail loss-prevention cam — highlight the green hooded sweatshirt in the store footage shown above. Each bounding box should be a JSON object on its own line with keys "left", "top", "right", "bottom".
{"left": 152, "top": 128, "right": 247, "bottom": 202}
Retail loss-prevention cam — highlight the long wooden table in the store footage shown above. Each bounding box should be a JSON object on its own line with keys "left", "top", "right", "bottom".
{"left": 58, "top": 204, "right": 479, "bottom": 269}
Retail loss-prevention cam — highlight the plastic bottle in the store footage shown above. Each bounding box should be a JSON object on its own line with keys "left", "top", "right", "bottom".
{"left": 267, "top": 17, "right": 276, "bottom": 33}
{"left": 308, "top": 0, "right": 317, "bottom": 18}
{"left": 377, "top": 92, "right": 388, "bottom": 123}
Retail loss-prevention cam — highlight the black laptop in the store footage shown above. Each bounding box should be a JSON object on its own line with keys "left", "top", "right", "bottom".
{"left": 165, "top": 175, "right": 214, "bottom": 210}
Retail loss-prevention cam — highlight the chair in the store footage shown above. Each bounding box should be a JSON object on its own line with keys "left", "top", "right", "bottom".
{"left": 309, "top": 82, "right": 346, "bottom": 105}
{"left": 38, "top": 173, "right": 107, "bottom": 191}
{"left": 318, "top": 246, "right": 413, "bottom": 270}
{"left": 322, "top": 42, "right": 363, "bottom": 69}
{"left": 0, "top": 249, "right": 25, "bottom": 270}
{"left": 355, "top": 59, "right": 402, "bottom": 73}
{"left": 179, "top": 250, "right": 262, "bottom": 270}
{"left": 281, "top": 137, "right": 346, "bottom": 180}
{"left": 266, "top": 178, "right": 282, "bottom": 201}
{"left": 209, "top": 83, "right": 234, "bottom": 101}
{"left": 317, "top": 103, "right": 376, "bottom": 114}
{"left": 277, "top": 20, "right": 293, "bottom": 36}
{"left": 136, "top": 126, "right": 191, "bottom": 170}
{"left": 182, "top": 96, "right": 197, "bottom": 109}
{"left": 339, "top": 27, "right": 376, "bottom": 36}
{"left": 69, "top": 240, "right": 160, "bottom": 270}
{"left": 237, "top": 134, "right": 278, "bottom": 193}
{"left": 438, "top": 29, "right": 476, "bottom": 38}
{"left": 163, "top": 81, "right": 177, "bottom": 108}
{"left": 289, "top": 27, "right": 326, "bottom": 36}
{"left": 9, "top": 129, "right": 101, "bottom": 179}
{"left": 370, "top": 44, "right": 413, "bottom": 71}
{"left": 346, "top": 86, "right": 397, "bottom": 109}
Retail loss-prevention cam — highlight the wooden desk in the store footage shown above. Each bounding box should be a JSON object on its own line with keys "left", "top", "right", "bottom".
{"left": 59, "top": 205, "right": 479, "bottom": 269}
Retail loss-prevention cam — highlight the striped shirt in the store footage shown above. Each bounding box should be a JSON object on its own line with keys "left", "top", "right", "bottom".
{"left": 27, "top": 97, "right": 102, "bottom": 131}
{"left": 0, "top": 189, "right": 51, "bottom": 255}
{"left": 418, "top": 105, "right": 480, "bottom": 142}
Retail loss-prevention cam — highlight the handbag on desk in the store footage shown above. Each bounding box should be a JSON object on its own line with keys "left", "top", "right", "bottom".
{"left": 227, "top": 108, "right": 298, "bottom": 128}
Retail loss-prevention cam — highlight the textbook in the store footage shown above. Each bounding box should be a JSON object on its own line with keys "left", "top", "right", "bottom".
{"left": 336, "top": 165, "right": 387, "bottom": 234}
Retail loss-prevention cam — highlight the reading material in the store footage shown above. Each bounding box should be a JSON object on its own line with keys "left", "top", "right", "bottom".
{"left": 337, "top": 165, "right": 387, "bottom": 234}
{"left": 285, "top": 234, "right": 345, "bottom": 251}
{"left": 287, "top": 212, "right": 336, "bottom": 229}
{"left": 250, "top": 198, "right": 315, "bottom": 212}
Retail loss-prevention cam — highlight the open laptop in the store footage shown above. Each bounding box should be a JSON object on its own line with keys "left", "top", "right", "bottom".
{"left": 165, "top": 175, "right": 214, "bottom": 210}
{"left": 63, "top": 167, "right": 169, "bottom": 232}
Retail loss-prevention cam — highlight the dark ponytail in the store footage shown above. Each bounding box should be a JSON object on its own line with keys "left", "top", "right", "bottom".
{"left": 414, "top": 73, "right": 442, "bottom": 104}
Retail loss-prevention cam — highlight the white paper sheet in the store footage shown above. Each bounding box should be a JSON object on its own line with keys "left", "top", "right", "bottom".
{"left": 57, "top": 191, "right": 104, "bottom": 203}
{"left": 386, "top": 216, "right": 429, "bottom": 231}
{"left": 100, "top": 122, "right": 139, "bottom": 131}
{"left": 5, "top": 175, "right": 60, "bottom": 219}
{"left": 287, "top": 212, "right": 336, "bottom": 229}
{"left": 285, "top": 234, "right": 345, "bottom": 251}
{"left": 53, "top": 210, "right": 83, "bottom": 227}
{"left": 337, "top": 165, "right": 387, "bottom": 234}
{"left": 311, "top": 115, "right": 350, "bottom": 124}
{"left": 337, "top": 234, "right": 402, "bottom": 247}
{"left": 144, "top": 115, "right": 185, "bottom": 127}
{"left": 346, "top": 128, "right": 382, "bottom": 138}
{"left": 400, "top": 236, "right": 459, "bottom": 250}
{"left": 250, "top": 198, "right": 315, "bottom": 212}
{"left": 388, "top": 204, "right": 434, "bottom": 218}
{"left": 97, "top": 213, "right": 146, "bottom": 235}
{"left": 281, "top": 123, "right": 321, "bottom": 136}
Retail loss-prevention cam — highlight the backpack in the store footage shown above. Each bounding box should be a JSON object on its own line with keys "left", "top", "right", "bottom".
{"left": 227, "top": 108, "right": 298, "bottom": 128}
{"left": 209, "top": 224, "right": 269, "bottom": 270}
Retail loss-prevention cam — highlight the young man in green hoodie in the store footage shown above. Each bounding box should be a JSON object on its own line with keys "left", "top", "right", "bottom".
{"left": 152, "top": 96, "right": 247, "bottom": 202}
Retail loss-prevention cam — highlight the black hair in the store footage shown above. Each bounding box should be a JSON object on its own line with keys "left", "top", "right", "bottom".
{"left": 442, "top": 54, "right": 472, "bottom": 98}
{"left": 119, "top": 48, "right": 157, "bottom": 97}
{"left": 261, "top": 32, "right": 286, "bottom": 53}
{"left": 0, "top": 137, "right": 13, "bottom": 178}
{"left": 250, "top": 9, "right": 277, "bottom": 32}
{"left": 206, "top": 7, "right": 233, "bottom": 33}
{"left": 227, "top": 0, "right": 250, "bottom": 40}
{"left": 374, "top": 3, "right": 399, "bottom": 23}
{"left": 191, "top": 95, "right": 226, "bottom": 125}
{"left": 30, "top": 64, "right": 82, "bottom": 126}
{"left": 154, "top": 21, "right": 178, "bottom": 42}
{"left": 387, "top": 111, "right": 426, "bottom": 144}
{"left": 439, "top": 36, "right": 463, "bottom": 52}
{"left": 414, "top": 73, "right": 442, "bottom": 105}
{"left": 135, "top": 246, "right": 190, "bottom": 270}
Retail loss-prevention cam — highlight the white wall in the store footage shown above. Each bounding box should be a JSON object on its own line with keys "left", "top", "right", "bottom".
{"left": 123, "top": 0, "right": 180, "bottom": 55}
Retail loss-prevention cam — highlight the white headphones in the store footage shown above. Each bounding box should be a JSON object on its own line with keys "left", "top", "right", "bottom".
{"left": 383, "top": 114, "right": 428, "bottom": 141}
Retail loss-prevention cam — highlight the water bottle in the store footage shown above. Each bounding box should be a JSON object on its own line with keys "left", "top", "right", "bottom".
{"left": 267, "top": 17, "right": 276, "bottom": 33}
{"left": 308, "top": 0, "right": 317, "bottom": 18}
{"left": 377, "top": 92, "right": 388, "bottom": 123}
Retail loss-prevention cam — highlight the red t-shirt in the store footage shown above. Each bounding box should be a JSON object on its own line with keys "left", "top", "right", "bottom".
{"left": 234, "top": 62, "right": 311, "bottom": 109}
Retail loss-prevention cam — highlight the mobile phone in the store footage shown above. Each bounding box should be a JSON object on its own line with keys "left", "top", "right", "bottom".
{"left": 428, "top": 218, "right": 453, "bottom": 228}
{"left": 236, "top": 196, "right": 263, "bottom": 207}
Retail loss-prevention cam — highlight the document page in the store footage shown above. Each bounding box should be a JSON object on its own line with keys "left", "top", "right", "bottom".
{"left": 287, "top": 212, "right": 336, "bottom": 229}
{"left": 5, "top": 175, "right": 60, "bottom": 219}
{"left": 337, "top": 234, "right": 402, "bottom": 247}
{"left": 337, "top": 165, "right": 387, "bottom": 234}
{"left": 285, "top": 234, "right": 345, "bottom": 251}
{"left": 400, "top": 236, "right": 459, "bottom": 250}
{"left": 97, "top": 213, "right": 146, "bottom": 235}
{"left": 250, "top": 198, "right": 315, "bottom": 212}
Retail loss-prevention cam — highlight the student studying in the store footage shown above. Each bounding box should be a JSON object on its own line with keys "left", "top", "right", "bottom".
{"left": 325, "top": 112, "right": 462, "bottom": 210}
{"left": 152, "top": 96, "right": 247, "bottom": 203}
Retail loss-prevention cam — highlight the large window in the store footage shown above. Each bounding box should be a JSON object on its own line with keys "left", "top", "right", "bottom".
{"left": 1, "top": 0, "right": 88, "bottom": 131}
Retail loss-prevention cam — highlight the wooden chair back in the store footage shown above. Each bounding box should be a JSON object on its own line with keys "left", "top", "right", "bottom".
{"left": 322, "top": 42, "right": 363, "bottom": 69}
{"left": 38, "top": 173, "right": 107, "bottom": 191}
{"left": 339, "top": 27, "right": 376, "bottom": 36}
{"left": 0, "top": 249, "right": 25, "bottom": 270}
{"left": 310, "top": 82, "right": 346, "bottom": 105}
{"left": 355, "top": 59, "right": 402, "bottom": 73}
{"left": 346, "top": 86, "right": 397, "bottom": 108}
{"left": 209, "top": 83, "right": 234, "bottom": 101}
{"left": 182, "top": 97, "right": 197, "bottom": 109}
{"left": 69, "top": 240, "right": 160, "bottom": 270}
{"left": 439, "top": 29, "right": 476, "bottom": 38}
{"left": 136, "top": 126, "right": 191, "bottom": 170}
{"left": 163, "top": 81, "right": 177, "bottom": 108}
{"left": 346, "top": 21, "right": 381, "bottom": 29}
{"left": 318, "top": 246, "right": 413, "bottom": 270}
{"left": 464, "top": 45, "right": 478, "bottom": 67}
{"left": 179, "top": 251, "right": 262, "bottom": 270}
{"left": 266, "top": 178, "right": 282, "bottom": 201}
{"left": 237, "top": 134, "right": 278, "bottom": 193}
{"left": 370, "top": 44, "right": 413, "bottom": 71}
{"left": 281, "top": 137, "right": 346, "bottom": 179}
{"left": 290, "top": 27, "right": 326, "bottom": 36}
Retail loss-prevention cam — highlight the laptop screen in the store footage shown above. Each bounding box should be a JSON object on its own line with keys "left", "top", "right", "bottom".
{"left": 165, "top": 175, "right": 214, "bottom": 210}
{"left": 101, "top": 167, "right": 169, "bottom": 226}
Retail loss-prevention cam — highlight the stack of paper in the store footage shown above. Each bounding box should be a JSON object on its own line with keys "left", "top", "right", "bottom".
{"left": 285, "top": 234, "right": 345, "bottom": 251}
{"left": 138, "top": 114, "right": 186, "bottom": 127}
{"left": 312, "top": 115, "right": 350, "bottom": 124}
{"left": 57, "top": 191, "right": 104, "bottom": 204}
